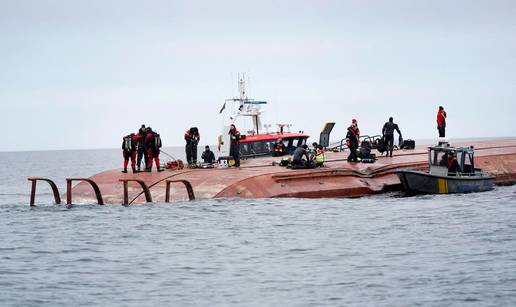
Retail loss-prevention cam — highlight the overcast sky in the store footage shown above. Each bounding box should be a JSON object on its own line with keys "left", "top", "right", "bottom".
{"left": 1, "top": 0, "right": 515, "bottom": 151}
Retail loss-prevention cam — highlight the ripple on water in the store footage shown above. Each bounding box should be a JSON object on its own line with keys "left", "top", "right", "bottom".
{"left": 1, "top": 150, "right": 516, "bottom": 306}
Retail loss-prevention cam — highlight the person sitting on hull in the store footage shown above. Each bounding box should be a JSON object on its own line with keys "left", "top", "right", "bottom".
{"left": 121, "top": 133, "right": 137, "bottom": 173}
{"left": 201, "top": 145, "right": 216, "bottom": 165}
{"left": 145, "top": 127, "right": 163, "bottom": 172}
{"left": 314, "top": 145, "right": 325, "bottom": 167}
{"left": 229, "top": 124, "right": 241, "bottom": 167}
{"left": 382, "top": 117, "right": 402, "bottom": 157}
{"left": 291, "top": 144, "right": 313, "bottom": 168}
{"left": 184, "top": 127, "right": 200, "bottom": 166}
{"left": 272, "top": 138, "right": 286, "bottom": 156}
{"left": 136, "top": 124, "right": 148, "bottom": 172}
{"left": 358, "top": 140, "right": 375, "bottom": 161}
{"left": 346, "top": 119, "right": 360, "bottom": 163}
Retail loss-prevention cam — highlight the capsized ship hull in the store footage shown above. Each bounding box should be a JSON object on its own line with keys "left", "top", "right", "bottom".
{"left": 70, "top": 139, "right": 516, "bottom": 204}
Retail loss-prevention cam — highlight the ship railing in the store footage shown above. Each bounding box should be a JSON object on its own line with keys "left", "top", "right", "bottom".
{"left": 28, "top": 177, "right": 61, "bottom": 207}
{"left": 119, "top": 179, "right": 153, "bottom": 206}
{"left": 66, "top": 178, "right": 104, "bottom": 205}
{"left": 165, "top": 180, "right": 195, "bottom": 202}
{"left": 28, "top": 177, "right": 196, "bottom": 206}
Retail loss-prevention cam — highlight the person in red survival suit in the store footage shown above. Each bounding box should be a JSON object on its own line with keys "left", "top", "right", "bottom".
{"left": 145, "top": 127, "right": 163, "bottom": 172}
{"left": 437, "top": 106, "right": 447, "bottom": 138}
{"left": 121, "top": 133, "right": 137, "bottom": 173}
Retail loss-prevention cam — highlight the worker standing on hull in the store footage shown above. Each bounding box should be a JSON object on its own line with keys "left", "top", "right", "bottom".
{"left": 229, "top": 124, "right": 241, "bottom": 167}
{"left": 136, "top": 125, "right": 148, "bottom": 172}
{"left": 382, "top": 117, "right": 402, "bottom": 157}
{"left": 145, "top": 127, "right": 163, "bottom": 172}
{"left": 437, "top": 106, "right": 447, "bottom": 140}
{"left": 346, "top": 119, "right": 360, "bottom": 162}
{"left": 184, "top": 127, "right": 200, "bottom": 166}
{"left": 122, "top": 133, "right": 137, "bottom": 173}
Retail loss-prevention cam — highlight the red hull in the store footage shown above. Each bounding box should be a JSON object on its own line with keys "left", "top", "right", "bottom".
{"left": 70, "top": 139, "right": 516, "bottom": 204}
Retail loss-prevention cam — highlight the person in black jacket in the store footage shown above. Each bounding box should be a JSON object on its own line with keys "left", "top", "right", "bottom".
{"left": 201, "top": 145, "right": 216, "bottom": 164}
{"left": 229, "top": 124, "right": 241, "bottom": 167}
{"left": 136, "top": 125, "right": 148, "bottom": 171}
{"left": 184, "top": 127, "right": 200, "bottom": 166}
{"left": 382, "top": 117, "right": 402, "bottom": 157}
{"left": 292, "top": 145, "right": 310, "bottom": 167}
{"left": 346, "top": 119, "right": 360, "bottom": 162}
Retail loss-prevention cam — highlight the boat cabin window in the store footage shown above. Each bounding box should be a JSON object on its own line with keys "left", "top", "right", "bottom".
{"left": 240, "top": 136, "right": 309, "bottom": 157}
{"left": 240, "top": 140, "right": 276, "bottom": 157}
{"left": 461, "top": 151, "right": 475, "bottom": 174}
{"left": 295, "top": 138, "right": 306, "bottom": 147}
{"left": 430, "top": 150, "right": 449, "bottom": 167}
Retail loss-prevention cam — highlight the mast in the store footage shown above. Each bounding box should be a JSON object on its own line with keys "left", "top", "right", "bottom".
{"left": 238, "top": 73, "right": 246, "bottom": 101}
{"left": 222, "top": 74, "right": 267, "bottom": 135}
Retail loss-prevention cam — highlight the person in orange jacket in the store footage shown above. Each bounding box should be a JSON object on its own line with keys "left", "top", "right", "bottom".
{"left": 437, "top": 106, "right": 447, "bottom": 138}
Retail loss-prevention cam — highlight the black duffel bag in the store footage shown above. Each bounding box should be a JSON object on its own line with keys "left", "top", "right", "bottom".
{"left": 401, "top": 139, "right": 415, "bottom": 150}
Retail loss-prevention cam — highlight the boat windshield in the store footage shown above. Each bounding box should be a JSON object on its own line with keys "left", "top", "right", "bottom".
{"left": 240, "top": 137, "right": 308, "bottom": 158}
{"left": 430, "top": 150, "right": 449, "bottom": 167}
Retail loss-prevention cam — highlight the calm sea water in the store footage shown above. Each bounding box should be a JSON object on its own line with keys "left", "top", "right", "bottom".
{"left": 1, "top": 149, "right": 516, "bottom": 306}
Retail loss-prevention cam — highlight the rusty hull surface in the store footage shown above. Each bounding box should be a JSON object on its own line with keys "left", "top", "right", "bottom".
{"left": 70, "top": 139, "right": 516, "bottom": 204}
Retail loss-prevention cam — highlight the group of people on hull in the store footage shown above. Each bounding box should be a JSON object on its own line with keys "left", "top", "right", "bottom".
{"left": 272, "top": 140, "right": 326, "bottom": 168}
{"left": 122, "top": 124, "right": 163, "bottom": 173}
{"left": 345, "top": 106, "right": 447, "bottom": 163}
{"left": 183, "top": 126, "right": 218, "bottom": 166}
{"left": 122, "top": 124, "right": 241, "bottom": 173}
{"left": 183, "top": 124, "right": 241, "bottom": 167}
{"left": 121, "top": 106, "right": 447, "bottom": 172}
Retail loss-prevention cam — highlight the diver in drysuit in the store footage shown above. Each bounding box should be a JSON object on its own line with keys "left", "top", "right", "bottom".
{"left": 122, "top": 133, "right": 137, "bottom": 173}
{"left": 145, "top": 127, "right": 163, "bottom": 172}
{"left": 382, "top": 117, "right": 402, "bottom": 157}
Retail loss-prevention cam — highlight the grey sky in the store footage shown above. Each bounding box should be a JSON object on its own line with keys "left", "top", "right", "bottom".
{"left": 1, "top": 0, "right": 515, "bottom": 151}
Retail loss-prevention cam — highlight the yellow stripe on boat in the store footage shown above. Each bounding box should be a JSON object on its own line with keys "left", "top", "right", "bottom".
{"left": 438, "top": 178, "right": 448, "bottom": 194}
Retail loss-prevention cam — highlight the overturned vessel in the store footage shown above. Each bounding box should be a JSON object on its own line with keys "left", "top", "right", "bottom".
{"left": 26, "top": 77, "right": 516, "bottom": 206}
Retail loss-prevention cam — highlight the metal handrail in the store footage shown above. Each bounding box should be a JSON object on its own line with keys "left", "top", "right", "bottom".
{"left": 66, "top": 178, "right": 104, "bottom": 205}
{"left": 165, "top": 180, "right": 195, "bottom": 202}
{"left": 27, "top": 177, "right": 61, "bottom": 207}
{"left": 119, "top": 179, "right": 153, "bottom": 205}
